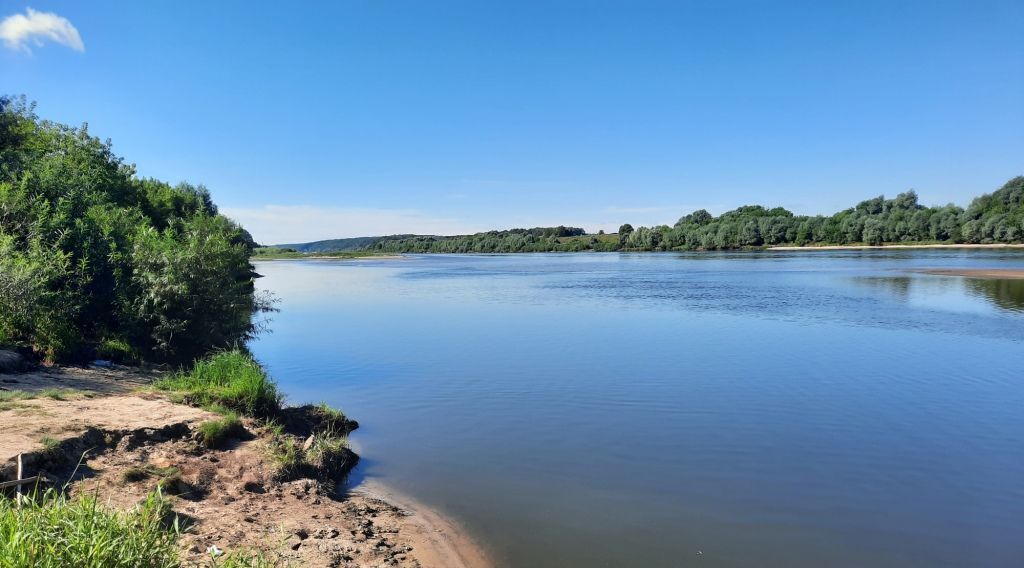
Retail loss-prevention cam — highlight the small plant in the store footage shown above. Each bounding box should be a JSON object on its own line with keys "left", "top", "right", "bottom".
{"left": 156, "top": 469, "right": 187, "bottom": 496}
{"left": 209, "top": 548, "right": 282, "bottom": 568}
{"left": 122, "top": 466, "right": 148, "bottom": 483}
{"left": 154, "top": 351, "right": 281, "bottom": 418}
{"left": 305, "top": 427, "right": 352, "bottom": 476}
{"left": 123, "top": 464, "right": 182, "bottom": 485}
{"left": 198, "top": 414, "right": 245, "bottom": 449}
{"left": 40, "top": 389, "right": 67, "bottom": 400}
{"left": 266, "top": 434, "right": 303, "bottom": 480}
{"left": 95, "top": 338, "right": 140, "bottom": 364}
{"left": 0, "top": 390, "right": 31, "bottom": 403}
{"left": 0, "top": 390, "right": 31, "bottom": 411}
{"left": 312, "top": 402, "right": 351, "bottom": 431}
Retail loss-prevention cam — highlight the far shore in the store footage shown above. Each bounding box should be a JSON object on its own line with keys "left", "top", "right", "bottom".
{"left": 307, "top": 254, "right": 404, "bottom": 260}
{"left": 252, "top": 254, "right": 405, "bottom": 261}
{"left": 768, "top": 243, "right": 1024, "bottom": 251}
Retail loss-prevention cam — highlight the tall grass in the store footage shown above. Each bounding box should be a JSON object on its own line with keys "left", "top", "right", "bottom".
{"left": 198, "top": 413, "right": 245, "bottom": 449}
{"left": 155, "top": 351, "right": 280, "bottom": 417}
{"left": 0, "top": 489, "right": 280, "bottom": 567}
{"left": 0, "top": 489, "right": 178, "bottom": 568}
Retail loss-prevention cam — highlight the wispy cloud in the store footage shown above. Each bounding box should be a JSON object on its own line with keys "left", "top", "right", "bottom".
{"left": 221, "top": 205, "right": 492, "bottom": 245}
{"left": 0, "top": 8, "right": 83, "bottom": 53}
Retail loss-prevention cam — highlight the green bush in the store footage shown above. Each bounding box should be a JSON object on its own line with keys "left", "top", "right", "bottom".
{"left": 0, "top": 96, "right": 268, "bottom": 363}
{"left": 155, "top": 351, "right": 281, "bottom": 418}
{"left": 96, "top": 338, "right": 140, "bottom": 364}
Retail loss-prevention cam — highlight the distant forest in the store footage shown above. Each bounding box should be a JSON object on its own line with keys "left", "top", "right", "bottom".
{"left": 356, "top": 176, "right": 1024, "bottom": 253}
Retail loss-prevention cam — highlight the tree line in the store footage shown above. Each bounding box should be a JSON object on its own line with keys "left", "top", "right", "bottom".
{"left": 369, "top": 177, "right": 1024, "bottom": 253}
{"left": 0, "top": 96, "right": 267, "bottom": 363}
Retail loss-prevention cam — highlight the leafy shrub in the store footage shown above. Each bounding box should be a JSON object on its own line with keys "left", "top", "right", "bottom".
{"left": 0, "top": 96, "right": 268, "bottom": 363}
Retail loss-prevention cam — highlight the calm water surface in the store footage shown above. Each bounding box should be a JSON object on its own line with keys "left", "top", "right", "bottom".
{"left": 252, "top": 251, "right": 1024, "bottom": 567}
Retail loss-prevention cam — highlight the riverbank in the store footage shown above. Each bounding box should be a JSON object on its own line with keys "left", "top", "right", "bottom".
{"left": 0, "top": 361, "right": 489, "bottom": 568}
{"left": 768, "top": 243, "right": 1024, "bottom": 251}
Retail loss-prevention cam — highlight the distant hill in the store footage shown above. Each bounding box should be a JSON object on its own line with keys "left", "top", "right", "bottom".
{"left": 273, "top": 235, "right": 417, "bottom": 253}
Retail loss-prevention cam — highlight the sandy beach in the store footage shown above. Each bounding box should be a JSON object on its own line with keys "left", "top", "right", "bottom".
{"left": 768, "top": 243, "right": 1024, "bottom": 251}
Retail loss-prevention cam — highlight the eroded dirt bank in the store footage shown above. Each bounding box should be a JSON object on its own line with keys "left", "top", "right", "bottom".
{"left": 0, "top": 363, "right": 490, "bottom": 568}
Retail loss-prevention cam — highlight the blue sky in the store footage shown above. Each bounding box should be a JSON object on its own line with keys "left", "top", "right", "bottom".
{"left": 3, "top": 1, "right": 1022, "bottom": 243}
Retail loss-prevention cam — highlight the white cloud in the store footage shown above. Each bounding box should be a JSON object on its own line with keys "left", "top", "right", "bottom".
{"left": 221, "top": 205, "right": 493, "bottom": 245}
{"left": 0, "top": 8, "right": 83, "bottom": 53}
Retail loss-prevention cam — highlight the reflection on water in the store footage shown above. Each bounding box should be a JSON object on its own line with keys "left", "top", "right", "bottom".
{"left": 965, "top": 278, "right": 1024, "bottom": 312}
{"left": 855, "top": 274, "right": 1024, "bottom": 315}
{"left": 252, "top": 251, "right": 1024, "bottom": 568}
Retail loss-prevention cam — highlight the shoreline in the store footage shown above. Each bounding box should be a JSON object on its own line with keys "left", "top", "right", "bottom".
{"left": 352, "top": 478, "right": 493, "bottom": 568}
{"left": 0, "top": 362, "right": 489, "bottom": 568}
{"left": 768, "top": 243, "right": 1024, "bottom": 251}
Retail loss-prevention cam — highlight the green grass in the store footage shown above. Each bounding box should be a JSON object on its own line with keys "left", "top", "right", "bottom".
{"left": 0, "top": 488, "right": 280, "bottom": 567}
{"left": 39, "top": 388, "right": 91, "bottom": 401}
{"left": 0, "top": 390, "right": 31, "bottom": 403}
{"left": 304, "top": 426, "right": 350, "bottom": 473}
{"left": 154, "top": 351, "right": 281, "bottom": 418}
{"left": 264, "top": 432, "right": 302, "bottom": 480}
{"left": 264, "top": 420, "right": 352, "bottom": 481}
{"left": 198, "top": 414, "right": 245, "bottom": 449}
{"left": 0, "top": 388, "right": 91, "bottom": 405}
{"left": 96, "top": 338, "right": 140, "bottom": 364}
{"left": 0, "top": 489, "right": 178, "bottom": 568}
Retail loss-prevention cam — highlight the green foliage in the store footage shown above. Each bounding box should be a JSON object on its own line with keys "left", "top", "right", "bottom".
{"left": 0, "top": 487, "right": 273, "bottom": 567}
{"left": 266, "top": 434, "right": 304, "bottom": 480}
{"left": 154, "top": 351, "right": 281, "bottom": 418}
{"left": 274, "top": 235, "right": 391, "bottom": 253}
{"left": 370, "top": 226, "right": 589, "bottom": 253}
{"left": 198, "top": 413, "right": 245, "bottom": 449}
{"left": 0, "top": 489, "right": 179, "bottom": 568}
{"left": 0, "top": 96, "right": 267, "bottom": 363}
{"left": 362, "top": 179, "right": 1022, "bottom": 253}
{"left": 251, "top": 246, "right": 303, "bottom": 259}
{"left": 95, "top": 338, "right": 139, "bottom": 364}
{"left": 265, "top": 426, "right": 352, "bottom": 482}
{"left": 262, "top": 402, "right": 355, "bottom": 481}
